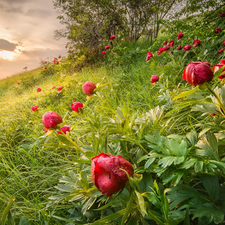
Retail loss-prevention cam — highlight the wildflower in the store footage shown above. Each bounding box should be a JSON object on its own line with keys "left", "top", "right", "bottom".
{"left": 57, "top": 126, "right": 71, "bottom": 134}
{"left": 215, "top": 28, "right": 222, "bottom": 34}
{"left": 146, "top": 51, "right": 154, "bottom": 61}
{"left": 91, "top": 153, "right": 134, "bottom": 197}
{"left": 32, "top": 105, "right": 39, "bottom": 112}
{"left": 183, "top": 62, "right": 214, "bottom": 86}
{"left": 177, "top": 32, "right": 183, "bottom": 40}
{"left": 57, "top": 85, "right": 63, "bottom": 91}
{"left": 42, "top": 111, "right": 63, "bottom": 129}
{"left": 110, "top": 35, "right": 116, "bottom": 40}
{"left": 71, "top": 102, "right": 83, "bottom": 113}
{"left": 192, "top": 39, "right": 201, "bottom": 48}
{"left": 183, "top": 45, "right": 192, "bottom": 51}
{"left": 82, "top": 81, "right": 96, "bottom": 96}
{"left": 151, "top": 75, "right": 159, "bottom": 84}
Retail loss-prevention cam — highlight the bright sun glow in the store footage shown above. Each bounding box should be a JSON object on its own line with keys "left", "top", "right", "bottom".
{"left": 0, "top": 50, "right": 16, "bottom": 60}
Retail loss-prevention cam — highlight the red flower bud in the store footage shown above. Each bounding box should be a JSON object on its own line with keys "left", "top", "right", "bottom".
{"left": 183, "top": 62, "right": 214, "bottom": 86}
{"left": 57, "top": 126, "right": 71, "bottom": 134}
{"left": 54, "top": 60, "right": 59, "bottom": 64}
{"left": 223, "top": 40, "right": 225, "bottom": 46}
{"left": 37, "top": 88, "right": 41, "bottom": 92}
{"left": 32, "top": 105, "right": 39, "bottom": 112}
{"left": 213, "top": 62, "right": 225, "bottom": 79}
{"left": 177, "top": 32, "right": 183, "bottom": 40}
{"left": 177, "top": 45, "right": 182, "bottom": 50}
{"left": 110, "top": 35, "right": 116, "bottom": 40}
{"left": 215, "top": 28, "right": 222, "bottom": 34}
{"left": 42, "top": 111, "right": 63, "bottom": 129}
{"left": 151, "top": 75, "right": 159, "bottom": 83}
{"left": 58, "top": 55, "right": 61, "bottom": 59}
{"left": 146, "top": 51, "right": 154, "bottom": 61}
{"left": 183, "top": 45, "right": 192, "bottom": 51}
{"left": 91, "top": 153, "right": 134, "bottom": 197}
{"left": 17, "top": 82, "right": 20, "bottom": 85}
{"left": 82, "top": 81, "right": 96, "bottom": 96}
{"left": 169, "top": 51, "right": 173, "bottom": 54}
{"left": 71, "top": 102, "right": 83, "bottom": 112}
{"left": 105, "top": 46, "right": 110, "bottom": 50}
{"left": 192, "top": 39, "right": 201, "bottom": 48}
{"left": 163, "top": 40, "right": 168, "bottom": 45}
{"left": 101, "top": 51, "right": 106, "bottom": 55}
{"left": 168, "top": 39, "right": 174, "bottom": 47}
{"left": 57, "top": 85, "right": 63, "bottom": 91}
{"left": 218, "top": 48, "right": 224, "bottom": 54}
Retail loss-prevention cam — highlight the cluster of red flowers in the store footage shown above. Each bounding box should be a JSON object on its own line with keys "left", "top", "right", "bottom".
{"left": 101, "top": 35, "right": 116, "bottom": 55}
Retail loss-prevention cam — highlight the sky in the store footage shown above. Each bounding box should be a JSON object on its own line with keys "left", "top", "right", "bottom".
{"left": 0, "top": 0, "right": 67, "bottom": 79}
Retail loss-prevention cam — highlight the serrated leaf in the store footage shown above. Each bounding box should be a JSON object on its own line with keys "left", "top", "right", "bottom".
{"left": 186, "top": 130, "right": 198, "bottom": 145}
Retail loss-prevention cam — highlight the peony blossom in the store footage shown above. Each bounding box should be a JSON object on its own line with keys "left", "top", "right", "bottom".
{"left": 101, "top": 51, "right": 106, "bottom": 55}
{"left": 220, "top": 12, "right": 225, "bottom": 17}
{"left": 163, "top": 40, "right": 168, "bottom": 45}
{"left": 218, "top": 48, "right": 224, "bottom": 54}
{"left": 42, "top": 111, "right": 63, "bottom": 129}
{"left": 54, "top": 60, "right": 59, "bottom": 64}
{"left": 58, "top": 55, "right": 61, "bottom": 59}
{"left": 215, "top": 28, "right": 222, "bottom": 34}
{"left": 177, "top": 45, "right": 182, "bottom": 50}
{"left": 212, "top": 60, "right": 225, "bottom": 79}
{"left": 157, "top": 51, "right": 162, "bottom": 55}
{"left": 183, "top": 45, "right": 192, "bottom": 51}
{"left": 37, "top": 88, "right": 41, "bottom": 92}
{"left": 223, "top": 40, "right": 225, "bottom": 46}
{"left": 182, "top": 62, "right": 214, "bottom": 86}
{"left": 44, "top": 67, "right": 47, "bottom": 69}
{"left": 163, "top": 46, "right": 170, "bottom": 51}
{"left": 57, "top": 85, "right": 63, "bottom": 91}
{"left": 71, "top": 102, "right": 84, "bottom": 113}
{"left": 110, "top": 35, "right": 116, "bottom": 40}
{"left": 17, "top": 82, "right": 20, "bottom": 85}
{"left": 105, "top": 46, "right": 110, "bottom": 50}
{"left": 146, "top": 51, "right": 154, "bottom": 61}
{"left": 168, "top": 40, "right": 174, "bottom": 47}
{"left": 32, "top": 105, "right": 39, "bottom": 112}
{"left": 91, "top": 153, "right": 134, "bottom": 197}
{"left": 57, "top": 126, "right": 71, "bottom": 135}
{"left": 169, "top": 51, "right": 173, "bottom": 54}
{"left": 177, "top": 32, "right": 184, "bottom": 40}
{"left": 192, "top": 39, "right": 201, "bottom": 48}
{"left": 82, "top": 81, "right": 96, "bottom": 96}
{"left": 151, "top": 75, "right": 159, "bottom": 84}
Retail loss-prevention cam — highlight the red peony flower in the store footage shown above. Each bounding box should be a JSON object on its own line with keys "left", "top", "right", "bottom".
{"left": 37, "top": 88, "right": 41, "bottom": 92}
{"left": 218, "top": 48, "right": 224, "bottom": 54}
{"left": 44, "top": 67, "right": 47, "bottom": 69}
{"left": 58, "top": 55, "right": 61, "bottom": 59}
{"left": 163, "top": 46, "right": 170, "bottom": 51}
{"left": 32, "top": 105, "right": 39, "bottom": 112}
{"left": 17, "top": 82, "right": 20, "bottom": 85}
{"left": 163, "top": 40, "right": 168, "bottom": 45}
{"left": 151, "top": 75, "right": 159, "bottom": 84}
{"left": 91, "top": 153, "right": 134, "bottom": 197}
{"left": 82, "top": 81, "right": 96, "bottom": 96}
{"left": 223, "top": 40, "right": 225, "bottom": 46}
{"left": 182, "top": 62, "right": 214, "bottom": 86}
{"left": 101, "top": 51, "right": 106, "bottom": 55}
{"left": 177, "top": 45, "right": 182, "bottom": 50}
{"left": 146, "top": 51, "right": 154, "bottom": 61}
{"left": 54, "top": 60, "right": 59, "bottom": 64}
{"left": 192, "top": 39, "right": 201, "bottom": 48}
{"left": 57, "top": 85, "right": 63, "bottom": 91}
{"left": 71, "top": 102, "right": 84, "bottom": 112}
{"left": 157, "top": 51, "right": 162, "bottom": 55}
{"left": 212, "top": 61, "right": 225, "bottom": 79}
{"left": 168, "top": 40, "right": 174, "bottom": 47}
{"left": 177, "top": 32, "right": 184, "bottom": 40}
{"left": 44, "top": 61, "right": 47, "bottom": 64}
{"left": 105, "top": 46, "right": 110, "bottom": 50}
{"left": 215, "top": 28, "right": 222, "bottom": 34}
{"left": 42, "top": 111, "right": 63, "bottom": 129}
{"left": 183, "top": 45, "right": 192, "bottom": 51}
{"left": 110, "top": 35, "right": 116, "bottom": 40}
{"left": 220, "top": 12, "right": 225, "bottom": 17}
{"left": 169, "top": 51, "right": 173, "bottom": 54}
{"left": 57, "top": 126, "right": 71, "bottom": 134}
{"left": 92, "top": 52, "right": 95, "bottom": 54}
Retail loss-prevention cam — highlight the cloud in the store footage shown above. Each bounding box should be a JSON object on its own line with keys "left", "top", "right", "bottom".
{"left": 0, "top": 39, "right": 17, "bottom": 51}
{"left": 26, "top": 8, "right": 52, "bottom": 18}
